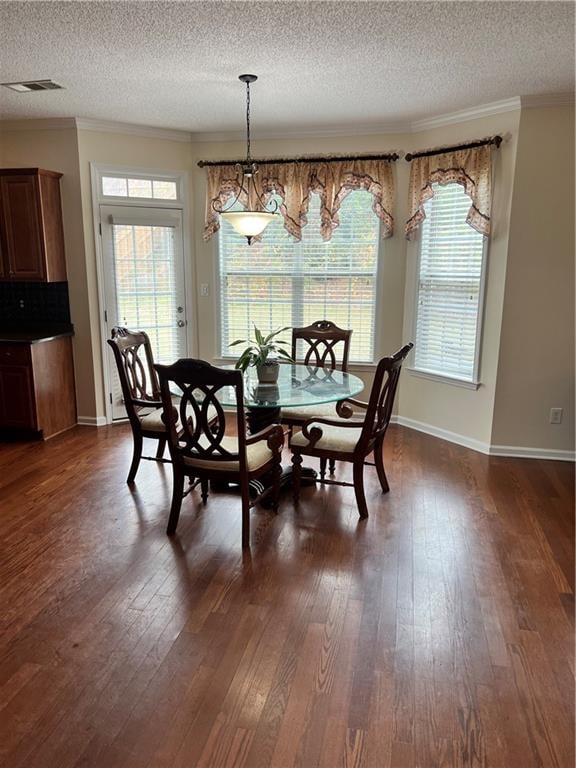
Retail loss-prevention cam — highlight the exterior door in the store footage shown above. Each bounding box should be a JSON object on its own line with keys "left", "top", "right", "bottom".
{"left": 100, "top": 205, "right": 187, "bottom": 421}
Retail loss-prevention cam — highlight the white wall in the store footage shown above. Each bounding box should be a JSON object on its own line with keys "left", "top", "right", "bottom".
{"left": 492, "top": 105, "right": 575, "bottom": 454}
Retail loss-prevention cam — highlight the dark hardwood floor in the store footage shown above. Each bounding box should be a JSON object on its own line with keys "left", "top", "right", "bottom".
{"left": 0, "top": 423, "right": 573, "bottom": 768}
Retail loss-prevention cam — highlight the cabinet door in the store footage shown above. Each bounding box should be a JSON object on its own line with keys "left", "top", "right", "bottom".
{"left": 0, "top": 174, "right": 46, "bottom": 281}
{"left": 0, "top": 227, "right": 7, "bottom": 280}
{"left": 0, "top": 364, "right": 37, "bottom": 429}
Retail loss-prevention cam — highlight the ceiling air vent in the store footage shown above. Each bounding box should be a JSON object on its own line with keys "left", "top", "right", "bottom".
{"left": 2, "top": 79, "right": 64, "bottom": 93}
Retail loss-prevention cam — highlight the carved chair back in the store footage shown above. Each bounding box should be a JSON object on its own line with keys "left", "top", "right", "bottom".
{"left": 155, "top": 359, "right": 247, "bottom": 474}
{"left": 107, "top": 327, "right": 161, "bottom": 423}
{"left": 291, "top": 320, "right": 352, "bottom": 371}
{"left": 357, "top": 343, "right": 413, "bottom": 452}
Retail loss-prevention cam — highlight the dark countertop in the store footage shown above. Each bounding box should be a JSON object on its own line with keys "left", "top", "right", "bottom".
{"left": 0, "top": 325, "right": 74, "bottom": 344}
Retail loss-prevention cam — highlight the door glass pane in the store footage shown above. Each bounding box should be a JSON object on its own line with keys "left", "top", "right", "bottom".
{"left": 102, "top": 176, "right": 128, "bottom": 196}
{"left": 127, "top": 178, "right": 153, "bottom": 198}
{"left": 152, "top": 180, "right": 178, "bottom": 200}
{"left": 111, "top": 223, "right": 183, "bottom": 363}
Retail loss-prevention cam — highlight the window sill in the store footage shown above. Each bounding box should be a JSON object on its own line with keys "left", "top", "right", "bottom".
{"left": 407, "top": 367, "right": 480, "bottom": 390}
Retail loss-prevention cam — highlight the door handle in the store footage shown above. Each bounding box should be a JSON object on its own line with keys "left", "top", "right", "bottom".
{"left": 177, "top": 320, "right": 186, "bottom": 328}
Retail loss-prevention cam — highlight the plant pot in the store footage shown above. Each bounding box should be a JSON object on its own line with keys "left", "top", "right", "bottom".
{"left": 253, "top": 384, "right": 280, "bottom": 404}
{"left": 256, "top": 360, "right": 279, "bottom": 384}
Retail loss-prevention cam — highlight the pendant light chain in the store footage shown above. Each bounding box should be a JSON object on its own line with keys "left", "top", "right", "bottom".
{"left": 245, "top": 79, "right": 252, "bottom": 165}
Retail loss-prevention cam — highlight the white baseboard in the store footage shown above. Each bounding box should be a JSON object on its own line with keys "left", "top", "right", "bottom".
{"left": 392, "top": 415, "right": 490, "bottom": 454}
{"left": 77, "top": 416, "right": 108, "bottom": 427}
{"left": 488, "top": 444, "right": 575, "bottom": 462}
{"left": 391, "top": 416, "right": 575, "bottom": 462}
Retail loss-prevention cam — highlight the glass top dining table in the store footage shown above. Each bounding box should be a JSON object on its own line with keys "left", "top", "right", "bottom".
{"left": 218, "top": 363, "right": 365, "bottom": 410}
{"left": 182, "top": 363, "right": 365, "bottom": 495}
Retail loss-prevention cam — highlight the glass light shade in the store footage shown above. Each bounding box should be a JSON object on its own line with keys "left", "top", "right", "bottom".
{"left": 220, "top": 210, "right": 276, "bottom": 238}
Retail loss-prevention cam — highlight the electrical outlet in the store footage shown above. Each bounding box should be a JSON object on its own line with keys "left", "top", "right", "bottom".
{"left": 200, "top": 283, "right": 209, "bottom": 297}
{"left": 549, "top": 408, "right": 563, "bottom": 425}
{"left": 18, "top": 298, "right": 24, "bottom": 309}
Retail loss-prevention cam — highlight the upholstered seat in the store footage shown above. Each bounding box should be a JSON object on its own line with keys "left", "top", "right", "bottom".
{"left": 290, "top": 421, "right": 363, "bottom": 454}
{"left": 138, "top": 396, "right": 180, "bottom": 432}
{"left": 183, "top": 435, "right": 273, "bottom": 472}
{"left": 280, "top": 401, "right": 340, "bottom": 423}
{"left": 139, "top": 397, "right": 217, "bottom": 433}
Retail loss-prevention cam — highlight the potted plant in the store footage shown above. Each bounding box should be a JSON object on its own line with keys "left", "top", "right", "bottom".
{"left": 230, "top": 325, "right": 292, "bottom": 384}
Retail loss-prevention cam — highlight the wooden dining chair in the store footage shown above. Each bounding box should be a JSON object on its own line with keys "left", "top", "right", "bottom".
{"left": 290, "top": 343, "right": 413, "bottom": 518}
{"left": 107, "top": 327, "right": 175, "bottom": 484}
{"left": 282, "top": 320, "right": 352, "bottom": 477}
{"left": 155, "top": 358, "right": 284, "bottom": 548}
{"left": 291, "top": 320, "right": 352, "bottom": 371}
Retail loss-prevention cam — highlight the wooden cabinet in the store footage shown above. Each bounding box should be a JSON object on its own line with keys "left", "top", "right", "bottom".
{"left": 0, "top": 169, "right": 67, "bottom": 282}
{"left": 0, "top": 337, "right": 76, "bottom": 438}
{"left": 0, "top": 346, "right": 36, "bottom": 429}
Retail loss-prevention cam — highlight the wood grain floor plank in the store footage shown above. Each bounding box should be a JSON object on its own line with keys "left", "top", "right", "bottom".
{"left": 0, "top": 424, "right": 573, "bottom": 768}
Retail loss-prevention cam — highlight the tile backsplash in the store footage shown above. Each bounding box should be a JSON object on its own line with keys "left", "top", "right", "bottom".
{"left": 0, "top": 281, "right": 71, "bottom": 326}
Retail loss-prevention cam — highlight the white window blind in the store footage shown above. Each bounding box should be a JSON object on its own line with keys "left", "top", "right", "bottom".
{"left": 111, "top": 223, "right": 183, "bottom": 364}
{"left": 414, "top": 182, "right": 486, "bottom": 382}
{"left": 218, "top": 190, "right": 380, "bottom": 362}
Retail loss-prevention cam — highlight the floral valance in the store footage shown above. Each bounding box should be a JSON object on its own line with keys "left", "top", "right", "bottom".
{"left": 405, "top": 142, "right": 494, "bottom": 240}
{"left": 203, "top": 158, "right": 395, "bottom": 242}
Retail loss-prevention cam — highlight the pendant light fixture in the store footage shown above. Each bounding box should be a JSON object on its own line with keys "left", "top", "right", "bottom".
{"left": 215, "top": 74, "right": 278, "bottom": 244}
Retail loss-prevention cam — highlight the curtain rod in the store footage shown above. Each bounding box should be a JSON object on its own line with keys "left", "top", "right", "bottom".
{"left": 405, "top": 135, "right": 502, "bottom": 161}
{"left": 197, "top": 152, "right": 399, "bottom": 168}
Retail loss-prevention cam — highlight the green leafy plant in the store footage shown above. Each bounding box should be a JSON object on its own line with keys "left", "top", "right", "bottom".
{"left": 230, "top": 325, "right": 293, "bottom": 372}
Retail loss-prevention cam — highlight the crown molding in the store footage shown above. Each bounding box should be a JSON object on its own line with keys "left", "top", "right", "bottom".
{"left": 190, "top": 121, "right": 410, "bottom": 143}
{"left": 521, "top": 92, "right": 574, "bottom": 108}
{"left": 0, "top": 116, "right": 193, "bottom": 141}
{"left": 411, "top": 97, "right": 521, "bottom": 132}
{"left": 192, "top": 99, "right": 523, "bottom": 142}
{"left": 74, "top": 118, "right": 192, "bottom": 142}
{"left": 1, "top": 92, "right": 571, "bottom": 143}
{"left": 0, "top": 117, "right": 77, "bottom": 131}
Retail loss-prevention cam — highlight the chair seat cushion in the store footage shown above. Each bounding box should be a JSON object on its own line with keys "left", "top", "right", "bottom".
{"left": 183, "top": 435, "right": 273, "bottom": 472}
{"left": 281, "top": 401, "right": 341, "bottom": 423}
{"left": 139, "top": 397, "right": 217, "bottom": 433}
{"left": 290, "top": 422, "right": 363, "bottom": 454}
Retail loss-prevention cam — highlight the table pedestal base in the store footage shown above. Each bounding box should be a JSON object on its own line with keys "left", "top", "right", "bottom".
{"left": 257, "top": 464, "right": 317, "bottom": 506}
{"left": 212, "top": 404, "right": 317, "bottom": 504}
{"left": 214, "top": 464, "right": 317, "bottom": 504}
{"left": 246, "top": 406, "right": 281, "bottom": 435}
{"left": 249, "top": 404, "right": 318, "bottom": 498}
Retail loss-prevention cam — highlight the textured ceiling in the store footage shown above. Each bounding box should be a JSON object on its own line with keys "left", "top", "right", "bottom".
{"left": 0, "top": 1, "right": 573, "bottom": 134}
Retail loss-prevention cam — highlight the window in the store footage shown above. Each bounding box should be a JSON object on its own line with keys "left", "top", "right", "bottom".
{"left": 218, "top": 190, "right": 380, "bottom": 362}
{"left": 101, "top": 174, "right": 178, "bottom": 201}
{"left": 413, "top": 182, "right": 487, "bottom": 384}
